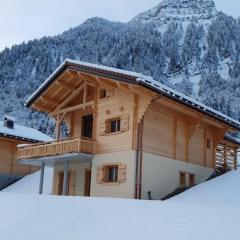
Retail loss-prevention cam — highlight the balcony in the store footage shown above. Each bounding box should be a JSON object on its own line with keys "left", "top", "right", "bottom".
{"left": 17, "top": 137, "right": 95, "bottom": 161}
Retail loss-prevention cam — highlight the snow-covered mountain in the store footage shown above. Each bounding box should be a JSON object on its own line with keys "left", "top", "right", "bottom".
{"left": 131, "top": 0, "right": 217, "bottom": 29}
{"left": 0, "top": 0, "right": 240, "bottom": 136}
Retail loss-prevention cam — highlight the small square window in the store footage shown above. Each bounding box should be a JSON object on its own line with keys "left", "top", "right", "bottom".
{"left": 189, "top": 173, "right": 195, "bottom": 187}
{"left": 99, "top": 89, "right": 107, "bottom": 99}
{"left": 104, "top": 165, "right": 118, "bottom": 183}
{"left": 106, "top": 118, "right": 121, "bottom": 134}
{"left": 207, "top": 138, "right": 212, "bottom": 149}
{"left": 179, "top": 172, "right": 186, "bottom": 188}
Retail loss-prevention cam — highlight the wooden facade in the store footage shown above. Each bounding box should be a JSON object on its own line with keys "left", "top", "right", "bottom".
{"left": 0, "top": 136, "right": 38, "bottom": 176}
{"left": 17, "top": 60, "right": 240, "bottom": 198}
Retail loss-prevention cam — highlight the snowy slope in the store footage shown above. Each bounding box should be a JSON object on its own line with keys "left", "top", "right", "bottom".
{"left": 2, "top": 167, "right": 53, "bottom": 194}
{"left": 0, "top": 170, "right": 240, "bottom": 240}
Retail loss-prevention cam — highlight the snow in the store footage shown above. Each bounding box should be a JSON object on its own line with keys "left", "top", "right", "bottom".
{"left": 2, "top": 167, "right": 53, "bottom": 194}
{"left": 0, "top": 120, "right": 53, "bottom": 142}
{"left": 0, "top": 170, "right": 240, "bottom": 240}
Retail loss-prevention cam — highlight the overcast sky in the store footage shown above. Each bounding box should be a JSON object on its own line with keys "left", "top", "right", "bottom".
{"left": 0, "top": 0, "right": 239, "bottom": 51}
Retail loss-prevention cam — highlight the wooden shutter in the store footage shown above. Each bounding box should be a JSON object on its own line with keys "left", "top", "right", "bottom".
{"left": 98, "top": 121, "right": 106, "bottom": 136}
{"left": 96, "top": 166, "right": 104, "bottom": 184}
{"left": 106, "top": 88, "right": 114, "bottom": 98}
{"left": 53, "top": 172, "right": 59, "bottom": 195}
{"left": 69, "top": 170, "right": 76, "bottom": 196}
{"left": 118, "top": 164, "right": 127, "bottom": 183}
{"left": 120, "top": 116, "right": 129, "bottom": 132}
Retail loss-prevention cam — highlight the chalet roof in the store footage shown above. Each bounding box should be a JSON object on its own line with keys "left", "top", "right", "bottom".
{"left": 0, "top": 121, "right": 53, "bottom": 143}
{"left": 26, "top": 59, "right": 240, "bottom": 130}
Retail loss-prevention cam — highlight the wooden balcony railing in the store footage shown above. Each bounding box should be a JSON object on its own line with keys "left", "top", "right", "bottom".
{"left": 17, "top": 137, "right": 95, "bottom": 160}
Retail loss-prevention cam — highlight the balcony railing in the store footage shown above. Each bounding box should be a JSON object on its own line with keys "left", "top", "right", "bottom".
{"left": 17, "top": 137, "right": 95, "bottom": 160}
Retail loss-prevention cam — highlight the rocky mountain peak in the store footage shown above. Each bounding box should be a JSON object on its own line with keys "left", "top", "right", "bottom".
{"left": 131, "top": 0, "right": 218, "bottom": 26}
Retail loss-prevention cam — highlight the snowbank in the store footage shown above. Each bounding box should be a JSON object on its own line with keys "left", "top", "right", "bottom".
{"left": 2, "top": 167, "right": 53, "bottom": 194}
{"left": 0, "top": 170, "right": 240, "bottom": 240}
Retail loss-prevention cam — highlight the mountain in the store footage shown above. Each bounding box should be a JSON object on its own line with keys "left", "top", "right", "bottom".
{"left": 131, "top": 0, "right": 217, "bottom": 29}
{"left": 0, "top": 0, "right": 240, "bottom": 136}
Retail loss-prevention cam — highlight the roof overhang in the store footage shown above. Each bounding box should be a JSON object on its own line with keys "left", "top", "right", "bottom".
{"left": 26, "top": 59, "right": 240, "bottom": 131}
{"left": 0, "top": 132, "right": 40, "bottom": 143}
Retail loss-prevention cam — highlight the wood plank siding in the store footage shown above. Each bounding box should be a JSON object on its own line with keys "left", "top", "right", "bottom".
{"left": 0, "top": 137, "right": 38, "bottom": 176}
{"left": 18, "top": 65, "right": 239, "bottom": 170}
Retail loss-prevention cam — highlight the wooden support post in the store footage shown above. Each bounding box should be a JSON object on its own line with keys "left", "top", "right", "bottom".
{"left": 62, "top": 160, "right": 69, "bottom": 196}
{"left": 39, "top": 163, "right": 45, "bottom": 195}
{"left": 173, "top": 118, "right": 177, "bottom": 159}
{"left": 55, "top": 114, "right": 61, "bottom": 140}
{"left": 234, "top": 149, "right": 238, "bottom": 170}
{"left": 203, "top": 130, "right": 207, "bottom": 167}
{"left": 83, "top": 80, "right": 87, "bottom": 110}
{"left": 224, "top": 144, "right": 227, "bottom": 165}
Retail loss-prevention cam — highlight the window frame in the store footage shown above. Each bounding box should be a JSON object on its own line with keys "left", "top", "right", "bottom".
{"left": 179, "top": 171, "right": 187, "bottom": 188}
{"left": 99, "top": 88, "right": 107, "bottom": 99}
{"left": 188, "top": 173, "right": 195, "bottom": 187}
{"left": 104, "top": 165, "right": 119, "bottom": 183}
{"left": 106, "top": 117, "right": 121, "bottom": 134}
{"left": 207, "top": 138, "right": 212, "bottom": 149}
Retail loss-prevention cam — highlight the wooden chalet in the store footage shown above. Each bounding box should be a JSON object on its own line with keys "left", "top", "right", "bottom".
{"left": 0, "top": 116, "right": 52, "bottom": 179}
{"left": 17, "top": 59, "right": 240, "bottom": 199}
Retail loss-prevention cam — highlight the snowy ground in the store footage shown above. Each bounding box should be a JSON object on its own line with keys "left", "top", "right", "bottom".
{"left": 0, "top": 170, "right": 240, "bottom": 240}
{"left": 2, "top": 167, "right": 53, "bottom": 194}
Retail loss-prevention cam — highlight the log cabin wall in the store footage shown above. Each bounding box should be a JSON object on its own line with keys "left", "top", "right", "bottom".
{"left": 95, "top": 84, "right": 135, "bottom": 154}
{"left": 142, "top": 101, "right": 215, "bottom": 168}
{"left": 0, "top": 137, "right": 38, "bottom": 176}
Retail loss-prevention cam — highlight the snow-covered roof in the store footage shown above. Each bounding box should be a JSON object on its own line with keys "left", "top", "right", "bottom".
{"left": 26, "top": 59, "right": 240, "bottom": 130}
{"left": 0, "top": 121, "right": 53, "bottom": 143}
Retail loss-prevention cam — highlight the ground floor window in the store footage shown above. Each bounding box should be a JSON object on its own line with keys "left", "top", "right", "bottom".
{"left": 97, "top": 163, "right": 127, "bottom": 184}
{"left": 189, "top": 173, "right": 195, "bottom": 187}
{"left": 104, "top": 165, "right": 118, "bottom": 183}
{"left": 179, "top": 172, "right": 186, "bottom": 188}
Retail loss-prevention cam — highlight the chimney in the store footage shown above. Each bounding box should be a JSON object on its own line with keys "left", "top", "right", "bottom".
{"left": 3, "top": 116, "right": 15, "bottom": 129}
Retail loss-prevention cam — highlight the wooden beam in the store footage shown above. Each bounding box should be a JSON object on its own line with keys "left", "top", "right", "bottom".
{"left": 53, "top": 81, "right": 84, "bottom": 112}
{"left": 173, "top": 118, "right": 177, "bottom": 159}
{"left": 40, "top": 96, "right": 59, "bottom": 106}
{"left": 83, "top": 80, "right": 87, "bottom": 110}
{"left": 56, "top": 81, "right": 76, "bottom": 91}
{"left": 51, "top": 101, "right": 94, "bottom": 115}
{"left": 203, "top": 130, "right": 207, "bottom": 167}
{"left": 32, "top": 103, "right": 52, "bottom": 113}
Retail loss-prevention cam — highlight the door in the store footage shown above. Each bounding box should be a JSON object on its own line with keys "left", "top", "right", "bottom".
{"left": 82, "top": 115, "right": 93, "bottom": 139}
{"left": 84, "top": 169, "right": 91, "bottom": 197}
{"left": 57, "top": 172, "right": 64, "bottom": 195}
{"left": 57, "top": 171, "right": 70, "bottom": 195}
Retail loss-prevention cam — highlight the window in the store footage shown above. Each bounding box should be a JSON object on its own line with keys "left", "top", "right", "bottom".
{"left": 207, "top": 138, "right": 212, "bottom": 149}
{"left": 99, "top": 88, "right": 107, "bottom": 99}
{"left": 106, "top": 118, "right": 121, "bottom": 134}
{"left": 82, "top": 115, "right": 93, "bottom": 139}
{"left": 179, "top": 172, "right": 186, "bottom": 188}
{"left": 104, "top": 165, "right": 118, "bottom": 183}
{"left": 189, "top": 173, "right": 195, "bottom": 187}
{"left": 97, "top": 164, "right": 127, "bottom": 184}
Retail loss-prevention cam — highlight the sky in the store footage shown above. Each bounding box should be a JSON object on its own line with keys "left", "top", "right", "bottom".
{"left": 0, "top": 0, "right": 239, "bottom": 51}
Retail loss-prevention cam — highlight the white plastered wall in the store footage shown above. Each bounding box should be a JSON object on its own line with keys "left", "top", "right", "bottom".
{"left": 141, "top": 152, "right": 214, "bottom": 200}
{"left": 90, "top": 150, "right": 136, "bottom": 198}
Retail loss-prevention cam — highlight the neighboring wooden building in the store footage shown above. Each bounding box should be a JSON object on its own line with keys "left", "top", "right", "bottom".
{"left": 0, "top": 116, "right": 52, "bottom": 177}
{"left": 17, "top": 59, "right": 240, "bottom": 199}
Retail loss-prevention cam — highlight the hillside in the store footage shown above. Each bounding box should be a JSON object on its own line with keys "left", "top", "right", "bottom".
{"left": 1, "top": 170, "right": 240, "bottom": 240}
{"left": 0, "top": 0, "right": 240, "bottom": 135}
